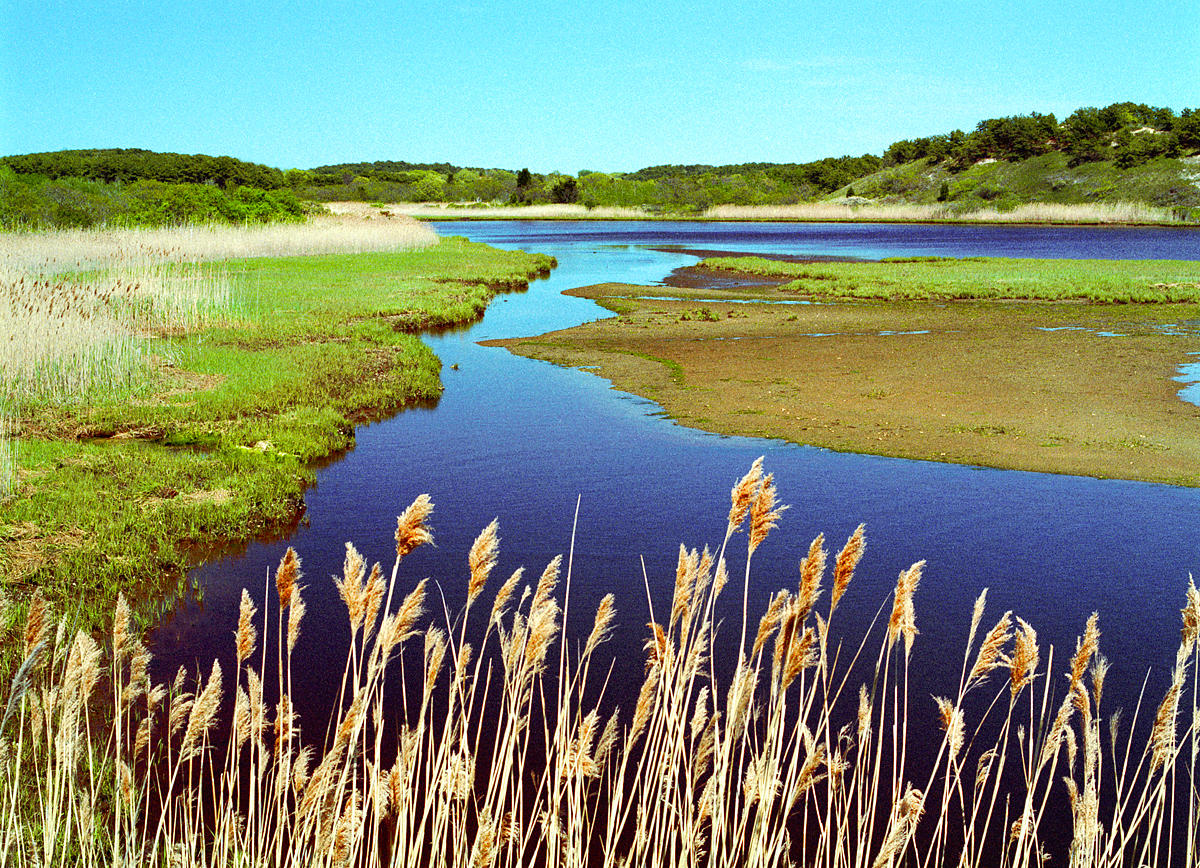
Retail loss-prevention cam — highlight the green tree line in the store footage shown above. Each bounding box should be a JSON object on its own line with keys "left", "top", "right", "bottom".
{"left": 1, "top": 148, "right": 287, "bottom": 189}
{"left": 0, "top": 167, "right": 306, "bottom": 229}
{"left": 883, "top": 102, "right": 1200, "bottom": 171}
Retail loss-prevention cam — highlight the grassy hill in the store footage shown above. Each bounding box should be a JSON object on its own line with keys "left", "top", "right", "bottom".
{"left": 833, "top": 152, "right": 1200, "bottom": 216}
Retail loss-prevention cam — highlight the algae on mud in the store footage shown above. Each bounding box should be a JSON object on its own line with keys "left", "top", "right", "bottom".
{"left": 489, "top": 258, "right": 1200, "bottom": 487}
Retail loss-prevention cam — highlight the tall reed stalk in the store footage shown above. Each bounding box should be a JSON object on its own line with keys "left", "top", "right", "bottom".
{"left": 1, "top": 462, "right": 1196, "bottom": 867}
{"left": 0, "top": 403, "right": 15, "bottom": 496}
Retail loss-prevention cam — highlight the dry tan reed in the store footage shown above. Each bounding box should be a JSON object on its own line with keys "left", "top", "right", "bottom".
{"left": 389, "top": 202, "right": 658, "bottom": 221}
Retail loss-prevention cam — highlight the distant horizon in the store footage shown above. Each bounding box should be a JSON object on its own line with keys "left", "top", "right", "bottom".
{"left": 3, "top": 0, "right": 1196, "bottom": 174}
{"left": 4, "top": 95, "right": 1197, "bottom": 179}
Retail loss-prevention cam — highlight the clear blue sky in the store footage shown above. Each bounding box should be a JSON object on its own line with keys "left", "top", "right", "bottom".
{"left": 2, "top": 0, "right": 1197, "bottom": 173}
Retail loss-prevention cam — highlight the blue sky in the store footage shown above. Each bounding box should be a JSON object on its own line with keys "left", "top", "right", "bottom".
{"left": 2, "top": 0, "right": 1197, "bottom": 172}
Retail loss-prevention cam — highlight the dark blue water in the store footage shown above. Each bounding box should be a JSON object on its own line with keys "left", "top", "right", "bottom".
{"left": 151, "top": 221, "right": 1200, "bottom": 740}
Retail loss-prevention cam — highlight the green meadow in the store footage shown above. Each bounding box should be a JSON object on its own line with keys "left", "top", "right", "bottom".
{"left": 1, "top": 224, "right": 552, "bottom": 638}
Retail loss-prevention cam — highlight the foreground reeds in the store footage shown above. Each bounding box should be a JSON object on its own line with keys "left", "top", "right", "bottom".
{"left": 1, "top": 461, "right": 1197, "bottom": 867}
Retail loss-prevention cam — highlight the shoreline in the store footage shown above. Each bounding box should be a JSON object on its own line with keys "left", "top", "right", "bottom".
{"left": 393, "top": 202, "right": 1199, "bottom": 227}
{"left": 487, "top": 265, "right": 1200, "bottom": 487}
{"left": 1, "top": 232, "right": 554, "bottom": 649}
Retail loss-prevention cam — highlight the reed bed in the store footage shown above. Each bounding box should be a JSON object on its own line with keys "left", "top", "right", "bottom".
{"left": 0, "top": 215, "right": 437, "bottom": 276}
{"left": 0, "top": 213, "right": 438, "bottom": 405}
{"left": 703, "top": 201, "right": 1185, "bottom": 224}
{"left": 1, "top": 460, "right": 1196, "bottom": 867}
{"left": 390, "top": 203, "right": 658, "bottom": 221}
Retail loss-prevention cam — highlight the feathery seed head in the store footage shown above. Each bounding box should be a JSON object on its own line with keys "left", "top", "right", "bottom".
{"left": 782, "top": 626, "right": 817, "bottom": 689}
{"left": 275, "top": 547, "right": 301, "bottom": 610}
{"left": 395, "top": 494, "right": 434, "bottom": 560}
{"left": 968, "top": 610, "right": 1012, "bottom": 691}
{"left": 584, "top": 594, "right": 616, "bottom": 658}
{"left": 1009, "top": 618, "right": 1039, "bottom": 698}
{"left": 362, "top": 562, "right": 386, "bottom": 640}
{"left": 112, "top": 593, "right": 132, "bottom": 663}
{"left": 180, "top": 659, "right": 223, "bottom": 762}
{"left": 235, "top": 588, "right": 257, "bottom": 665}
{"left": 935, "top": 696, "right": 965, "bottom": 760}
{"left": 831, "top": 524, "right": 865, "bottom": 615}
{"left": 490, "top": 566, "right": 524, "bottom": 626}
{"left": 797, "top": 533, "right": 826, "bottom": 621}
{"left": 754, "top": 590, "right": 789, "bottom": 659}
{"left": 424, "top": 627, "right": 448, "bottom": 699}
{"left": 671, "top": 544, "right": 697, "bottom": 628}
{"left": 337, "top": 542, "right": 366, "bottom": 632}
{"left": 645, "top": 621, "right": 670, "bottom": 669}
{"left": 24, "top": 591, "right": 48, "bottom": 657}
{"left": 467, "top": 519, "right": 499, "bottom": 606}
{"left": 1150, "top": 660, "right": 1186, "bottom": 773}
{"left": 287, "top": 588, "right": 307, "bottom": 654}
{"left": 533, "top": 555, "right": 561, "bottom": 613}
{"left": 748, "top": 472, "right": 788, "bottom": 555}
{"left": 728, "top": 457, "right": 764, "bottom": 535}
{"left": 888, "top": 560, "right": 924, "bottom": 657}
{"left": 1181, "top": 575, "right": 1199, "bottom": 651}
{"left": 713, "top": 557, "right": 729, "bottom": 598}
{"left": 385, "top": 578, "right": 426, "bottom": 654}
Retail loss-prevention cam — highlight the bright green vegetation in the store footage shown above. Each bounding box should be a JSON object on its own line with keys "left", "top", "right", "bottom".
{"left": 0, "top": 236, "right": 553, "bottom": 637}
{"left": 3, "top": 467, "right": 1198, "bottom": 866}
{"left": 699, "top": 255, "right": 1200, "bottom": 302}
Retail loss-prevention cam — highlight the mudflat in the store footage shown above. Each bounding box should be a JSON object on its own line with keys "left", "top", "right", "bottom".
{"left": 487, "top": 276, "right": 1200, "bottom": 486}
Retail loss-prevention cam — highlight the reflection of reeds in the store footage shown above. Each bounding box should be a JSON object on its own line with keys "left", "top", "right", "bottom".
{"left": 1, "top": 463, "right": 1197, "bottom": 867}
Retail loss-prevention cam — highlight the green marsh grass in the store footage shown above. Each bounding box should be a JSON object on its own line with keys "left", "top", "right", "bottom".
{"left": 698, "top": 256, "right": 1200, "bottom": 303}
{"left": 1, "top": 462, "right": 1197, "bottom": 867}
{"left": 0, "top": 219, "right": 553, "bottom": 655}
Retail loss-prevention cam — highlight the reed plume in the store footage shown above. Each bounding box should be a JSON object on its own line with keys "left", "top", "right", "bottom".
{"left": 275, "top": 546, "right": 301, "bottom": 610}
{"left": 467, "top": 518, "right": 499, "bottom": 606}
{"left": 748, "top": 471, "right": 787, "bottom": 555}
{"left": 831, "top": 523, "right": 865, "bottom": 615}
{"left": 180, "top": 659, "right": 223, "bottom": 762}
{"left": 1009, "top": 618, "right": 1039, "bottom": 698}
{"left": 235, "top": 588, "right": 257, "bottom": 666}
{"left": 728, "top": 456, "right": 764, "bottom": 536}
{"left": 395, "top": 493, "right": 434, "bottom": 559}
{"left": 967, "top": 609, "right": 1012, "bottom": 691}
{"left": 888, "top": 560, "right": 924, "bottom": 657}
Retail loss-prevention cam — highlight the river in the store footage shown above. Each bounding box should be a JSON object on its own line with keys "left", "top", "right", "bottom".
{"left": 151, "top": 220, "right": 1200, "bottom": 740}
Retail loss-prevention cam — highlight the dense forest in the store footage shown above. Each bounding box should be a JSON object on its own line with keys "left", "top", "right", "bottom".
{"left": 3, "top": 102, "right": 1199, "bottom": 227}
